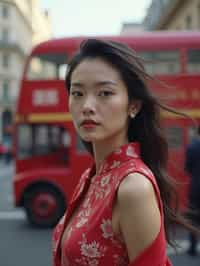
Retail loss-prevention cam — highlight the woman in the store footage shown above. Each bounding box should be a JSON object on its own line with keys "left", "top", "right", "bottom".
{"left": 53, "top": 39, "right": 192, "bottom": 266}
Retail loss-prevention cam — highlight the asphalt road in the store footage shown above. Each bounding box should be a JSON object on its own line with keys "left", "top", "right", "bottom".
{"left": 0, "top": 219, "right": 52, "bottom": 266}
{"left": 0, "top": 160, "right": 200, "bottom": 266}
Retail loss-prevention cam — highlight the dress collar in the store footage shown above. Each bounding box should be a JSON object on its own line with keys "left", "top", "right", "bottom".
{"left": 91, "top": 142, "right": 140, "bottom": 176}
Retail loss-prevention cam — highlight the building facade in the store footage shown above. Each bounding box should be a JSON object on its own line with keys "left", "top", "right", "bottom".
{"left": 0, "top": 0, "right": 51, "bottom": 142}
{"left": 143, "top": 0, "right": 200, "bottom": 30}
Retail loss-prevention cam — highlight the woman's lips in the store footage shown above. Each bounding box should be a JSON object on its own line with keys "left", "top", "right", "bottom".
{"left": 81, "top": 120, "right": 99, "bottom": 129}
{"left": 82, "top": 123, "right": 97, "bottom": 129}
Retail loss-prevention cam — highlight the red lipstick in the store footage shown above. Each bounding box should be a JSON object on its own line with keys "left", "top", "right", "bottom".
{"left": 81, "top": 119, "right": 99, "bottom": 129}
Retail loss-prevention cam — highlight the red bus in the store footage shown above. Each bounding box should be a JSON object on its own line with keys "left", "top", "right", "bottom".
{"left": 13, "top": 32, "right": 200, "bottom": 227}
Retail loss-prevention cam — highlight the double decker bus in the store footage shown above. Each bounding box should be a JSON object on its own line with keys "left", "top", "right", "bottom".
{"left": 13, "top": 32, "right": 200, "bottom": 227}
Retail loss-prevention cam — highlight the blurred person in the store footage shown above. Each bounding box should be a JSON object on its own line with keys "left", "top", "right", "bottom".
{"left": 0, "top": 142, "right": 6, "bottom": 161}
{"left": 185, "top": 125, "right": 200, "bottom": 256}
{"left": 53, "top": 39, "right": 198, "bottom": 266}
{"left": 3, "top": 135, "right": 12, "bottom": 164}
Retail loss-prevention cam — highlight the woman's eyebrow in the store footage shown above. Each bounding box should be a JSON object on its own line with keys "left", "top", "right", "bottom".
{"left": 71, "top": 82, "right": 83, "bottom": 87}
{"left": 96, "top": 81, "right": 117, "bottom": 86}
{"left": 71, "top": 81, "right": 117, "bottom": 87}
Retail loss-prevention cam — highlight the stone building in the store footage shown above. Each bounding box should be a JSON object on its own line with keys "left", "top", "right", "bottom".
{"left": 0, "top": 0, "right": 51, "bottom": 142}
{"left": 143, "top": 0, "right": 200, "bottom": 30}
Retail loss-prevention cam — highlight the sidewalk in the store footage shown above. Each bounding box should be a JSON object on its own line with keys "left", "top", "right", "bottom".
{"left": 168, "top": 226, "right": 200, "bottom": 265}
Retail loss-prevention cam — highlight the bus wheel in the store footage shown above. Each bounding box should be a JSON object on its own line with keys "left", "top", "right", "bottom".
{"left": 24, "top": 185, "right": 66, "bottom": 228}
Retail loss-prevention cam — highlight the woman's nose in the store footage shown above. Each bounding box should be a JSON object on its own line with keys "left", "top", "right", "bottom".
{"left": 82, "top": 97, "right": 95, "bottom": 115}
{"left": 83, "top": 107, "right": 94, "bottom": 115}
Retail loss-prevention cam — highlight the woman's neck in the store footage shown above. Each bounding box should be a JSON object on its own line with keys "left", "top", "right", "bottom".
{"left": 92, "top": 135, "right": 129, "bottom": 173}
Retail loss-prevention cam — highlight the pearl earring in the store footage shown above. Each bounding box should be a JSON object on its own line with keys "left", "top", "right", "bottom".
{"left": 130, "top": 113, "right": 135, "bottom": 118}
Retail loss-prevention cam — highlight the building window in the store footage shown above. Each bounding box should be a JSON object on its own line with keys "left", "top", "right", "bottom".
{"left": 2, "top": 53, "right": 10, "bottom": 68}
{"left": 2, "top": 4, "right": 9, "bottom": 18}
{"left": 198, "top": 4, "right": 200, "bottom": 28}
{"left": 185, "top": 15, "right": 192, "bottom": 29}
{"left": 2, "top": 81, "right": 10, "bottom": 101}
{"left": 2, "top": 28, "right": 9, "bottom": 42}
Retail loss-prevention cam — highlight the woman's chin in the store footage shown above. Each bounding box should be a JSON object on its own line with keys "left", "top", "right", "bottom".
{"left": 81, "top": 136, "right": 96, "bottom": 142}
{"left": 80, "top": 134, "right": 101, "bottom": 143}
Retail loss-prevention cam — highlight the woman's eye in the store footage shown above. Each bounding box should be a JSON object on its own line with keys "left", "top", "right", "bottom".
{"left": 71, "top": 91, "right": 83, "bottom": 97}
{"left": 99, "top": 90, "right": 113, "bottom": 97}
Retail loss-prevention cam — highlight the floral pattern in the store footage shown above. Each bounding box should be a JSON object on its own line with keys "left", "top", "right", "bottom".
{"left": 79, "top": 234, "right": 106, "bottom": 258}
{"left": 90, "top": 174, "right": 112, "bottom": 200}
{"left": 75, "top": 203, "right": 92, "bottom": 228}
{"left": 100, "top": 174, "right": 111, "bottom": 187}
{"left": 126, "top": 145, "right": 138, "bottom": 158}
{"left": 100, "top": 219, "right": 113, "bottom": 239}
{"left": 53, "top": 142, "right": 171, "bottom": 266}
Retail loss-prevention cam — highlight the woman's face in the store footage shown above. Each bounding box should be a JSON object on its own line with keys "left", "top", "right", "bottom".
{"left": 69, "top": 58, "right": 131, "bottom": 144}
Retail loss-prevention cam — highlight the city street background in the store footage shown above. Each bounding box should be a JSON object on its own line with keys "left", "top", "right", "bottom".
{"left": 0, "top": 1, "right": 200, "bottom": 265}
{"left": 0, "top": 160, "right": 199, "bottom": 266}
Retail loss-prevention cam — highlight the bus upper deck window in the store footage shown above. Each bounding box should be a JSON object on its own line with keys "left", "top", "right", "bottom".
{"left": 139, "top": 50, "right": 180, "bottom": 75}
{"left": 26, "top": 53, "right": 67, "bottom": 80}
{"left": 187, "top": 49, "right": 200, "bottom": 73}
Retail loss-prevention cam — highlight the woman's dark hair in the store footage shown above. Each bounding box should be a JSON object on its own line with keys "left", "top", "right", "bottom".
{"left": 65, "top": 38, "right": 197, "bottom": 247}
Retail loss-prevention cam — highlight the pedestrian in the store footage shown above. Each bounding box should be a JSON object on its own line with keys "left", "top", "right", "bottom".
{"left": 185, "top": 125, "right": 200, "bottom": 256}
{"left": 3, "top": 135, "right": 12, "bottom": 164}
{"left": 0, "top": 142, "right": 6, "bottom": 161}
{"left": 52, "top": 39, "right": 197, "bottom": 266}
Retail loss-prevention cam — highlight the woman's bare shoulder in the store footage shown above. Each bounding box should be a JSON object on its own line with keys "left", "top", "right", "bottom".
{"left": 117, "top": 172, "right": 155, "bottom": 205}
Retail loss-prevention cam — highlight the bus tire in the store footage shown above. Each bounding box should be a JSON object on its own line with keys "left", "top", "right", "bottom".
{"left": 24, "top": 185, "right": 66, "bottom": 228}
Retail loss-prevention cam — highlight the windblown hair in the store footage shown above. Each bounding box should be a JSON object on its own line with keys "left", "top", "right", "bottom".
{"left": 65, "top": 38, "right": 197, "bottom": 247}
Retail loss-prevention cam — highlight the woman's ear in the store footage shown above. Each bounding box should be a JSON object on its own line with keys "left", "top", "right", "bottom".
{"left": 128, "top": 100, "right": 142, "bottom": 118}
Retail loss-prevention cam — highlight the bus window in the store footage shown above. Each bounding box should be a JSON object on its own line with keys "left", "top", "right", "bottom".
{"left": 26, "top": 53, "right": 67, "bottom": 80}
{"left": 76, "top": 134, "right": 86, "bottom": 152}
{"left": 50, "top": 125, "right": 62, "bottom": 150}
{"left": 188, "top": 126, "right": 197, "bottom": 141}
{"left": 165, "top": 126, "right": 183, "bottom": 149}
{"left": 17, "top": 124, "right": 69, "bottom": 159}
{"left": 17, "top": 124, "right": 33, "bottom": 158}
{"left": 34, "top": 125, "right": 49, "bottom": 155}
{"left": 139, "top": 50, "right": 180, "bottom": 75}
{"left": 187, "top": 49, "right": 200, "bottom": 73}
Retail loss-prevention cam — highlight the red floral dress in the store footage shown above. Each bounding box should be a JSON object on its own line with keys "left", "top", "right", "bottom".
{"left": 53, "top": 142, "right": 172, "bottom": 266}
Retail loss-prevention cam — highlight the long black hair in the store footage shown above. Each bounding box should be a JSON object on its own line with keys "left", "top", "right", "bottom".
{"left": 65, "top": 38, "right": 198, "bottom": 247}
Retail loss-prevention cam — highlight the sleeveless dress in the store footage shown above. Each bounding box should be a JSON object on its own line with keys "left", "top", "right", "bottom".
{"left": 53, "top": 142, "right": 172, "bottom": 266}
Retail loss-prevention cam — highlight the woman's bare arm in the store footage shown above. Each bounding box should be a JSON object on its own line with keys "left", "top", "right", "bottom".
{"left": 117, "top": 173, "right": 161, "bottom": 262}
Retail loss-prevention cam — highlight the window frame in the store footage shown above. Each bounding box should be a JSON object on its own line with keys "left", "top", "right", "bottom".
{"left": 2, "top": 53, "right": 10, "bottom": 68}
{"left": 26, "top": 52, "right": 68, "bottom": 81}
{"left": 186, "top": 48, "right": 200, "bottom": 74}
{"left": 138, "top": 49, "right": 181, "bottom": 75}
{"left": 2, "top": 4, "right": 9, "bottom": 19}
{"left": 17, "top": 123, "right": 70, "bottom": 159}
{"left": 165, "top": 126, "right": 184, "bottom": 149}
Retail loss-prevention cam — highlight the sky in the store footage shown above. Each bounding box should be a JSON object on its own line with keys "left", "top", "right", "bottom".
{"left": 40, "top": 0, "right": 152, "bottom": 38}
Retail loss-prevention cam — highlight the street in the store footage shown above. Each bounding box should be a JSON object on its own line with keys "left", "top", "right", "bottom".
{"left": 0, "top": 160, "right": 200, "bottom": 266}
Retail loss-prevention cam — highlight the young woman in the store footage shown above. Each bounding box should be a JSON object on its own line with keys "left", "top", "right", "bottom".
{"left": 52, "top": 39, "right": 193, "bottom": 266}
